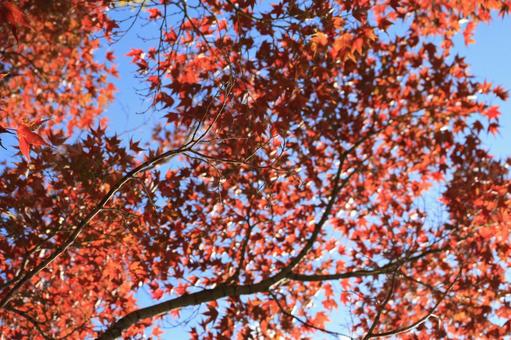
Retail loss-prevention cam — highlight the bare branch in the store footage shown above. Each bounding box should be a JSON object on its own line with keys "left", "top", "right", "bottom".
{"left": 289, "top": 248, "right": 444, "bottom": 282}
{"left": 370, "top": 269, "right": 461, "bottom": 338}
{"left": 363, "top": 271, "right": 398, "bottom": 340}
{"left": 269, "top": 291, "right": 353, "bottom": 339}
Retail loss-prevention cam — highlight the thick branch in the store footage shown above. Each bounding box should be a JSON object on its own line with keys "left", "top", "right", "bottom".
{"left": 97, "top": 281, "right": 270, "bottom": 339}
{"left": 97, "top": 129, "right": 383, "bottom": 338}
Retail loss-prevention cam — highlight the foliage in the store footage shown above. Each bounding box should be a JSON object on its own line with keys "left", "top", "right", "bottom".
{"left": 0, "top": 0, "right": 510, "bottom": 338}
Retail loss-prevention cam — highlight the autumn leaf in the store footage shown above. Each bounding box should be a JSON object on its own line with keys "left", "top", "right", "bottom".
{"left": 311, "top": 32, "right": 328, "bottom": 53}
{"left": 147, "top": 8, "right": 162, "bottom": 20}
{"left": 16, "top": 124, "right": 47, "bottom": 161}
{"left": 332, "top": 33, "right": 353, "bottom": 57}
{"left": 0, "top": 1, "right": 510, "bottom": 339}
{"left": 493, "top": 86, "right": 509, "bottom": 101}
{"left": 484, "top": 106, "right": 501, "bottom": 119}
{"left": 463, "top": 21, "right": 476, "bottom": 45}
{"left": 352, "top": 37, "right": 364, "bottom": 55}
{"left": 0, "top": 3, "right": 29, "bottom": 28}
{"left": 313, "top": 311, "right": 330, "bottom": 328}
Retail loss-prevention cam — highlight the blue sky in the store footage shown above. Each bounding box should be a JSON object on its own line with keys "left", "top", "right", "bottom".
{"left": 454, "top": 17, "right": 511, "bottom": 159}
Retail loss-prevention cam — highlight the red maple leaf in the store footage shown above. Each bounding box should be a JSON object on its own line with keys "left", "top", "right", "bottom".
{"left": 17, "top": 124, "right": 47, "bottom": 161}
{"left": 484, "top": 106, "right": 501, "bottom": 119}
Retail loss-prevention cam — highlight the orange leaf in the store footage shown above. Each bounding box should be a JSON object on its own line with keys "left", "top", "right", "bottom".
{"left": 18, "top": 125, "right": 46, "bottom": 146}
{"left": 311, "top": 32, "right": 328, "bottom": 46}
{"left": 463, "top": 21, "right": 476, "bottom": 45}
{"left": 352, "top": 37, "right": 364, "bottom": 55}
{"left": 16, "top": 124, "right": 47, "bottom": 161}
{"left": 332, "top": 33, "right": 353, "bottom": 57}
{"left": 18, "top": 133, "right": 31, "bottom": 161}
{"left": 484, "top": 106, "right": 500, "bottom": 119}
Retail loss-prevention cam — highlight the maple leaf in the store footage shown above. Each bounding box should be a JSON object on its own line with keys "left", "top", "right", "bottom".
{"left": 147, "top": 8, "right": 162, "bottom": 20}
{"left": 16, "top": 124, "right": 47, "bottom": 161}
{"left": 463, "top": 21, "right": 476, "bottom": 45}
{"left": 488, "top": 122, "right": 499, "bottom": 135}
{"left": 0, "top": 3, "right": 28, "bottom": 27}
{"left": 484, "top": 106, "right": 501, "bottom": 119}
{"left": 352, "top": 37, "right": 364, "bottom": 55}
{"left": 1, "top": 1, "right": 511, "bottom": 339}
{"left": 332, "top": 34, "right": 353, "bottom": 57}
{"left": 152, "top": 327, "right": 163, "bottom": 337}
{"left": 311, "top": 32, "right": 328, "bottom": 46}
{"left": 126, "top": 48, "right": 144, "bottom": 60}
{"left": 493, "top": 86, "right": 509, "bottom": 101}
{"left": 313, "top": 311, "right": 330, "bottom": 327}
{"left": 152, "top": 288, "right": 164, "bottom": 300}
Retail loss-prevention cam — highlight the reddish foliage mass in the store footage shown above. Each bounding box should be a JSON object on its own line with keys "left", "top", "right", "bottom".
{"left": 0, "top": 1, "right": 116, "bottom": 135}
{"left": 0, "top": 0, "right": 511, "bottom": 339}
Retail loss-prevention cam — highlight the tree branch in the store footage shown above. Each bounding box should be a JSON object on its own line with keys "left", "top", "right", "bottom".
{"left": 97, "top": 128, "right": 384, "bottom": 338}
{"left": 288, "top": 248, "right": 443, "bottom": 282}
{"left": 363, "top": 271, "right": 397, "bottom": 340}
{"left": 269, "top": 291, "right": 352, "bottom": 338}
{"left": 5, "top": 306, "right": 52, "bottom": 340}
{"left": 0, "top": 80, "right": 235, "bottom": 310}
{"left": 0, "top": 144, "right": 192, "bottom": 309}
{"left": 370, "top": 269, "right": 461, "bottom": 338}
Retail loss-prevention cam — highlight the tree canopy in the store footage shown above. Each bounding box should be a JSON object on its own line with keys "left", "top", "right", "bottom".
{"left": 1, "top": 0, "right": 510, "bottom": 338}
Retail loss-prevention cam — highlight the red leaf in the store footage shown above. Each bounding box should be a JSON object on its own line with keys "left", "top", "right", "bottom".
{"left": 314, "top": 311, "right": 329, "bottom": 327}
{"left": 463, "top": 21, "right": 476, "bottom": 45}
{"left": 493, "top": 86, "right": 509, "bottom": 101}
{"left": 18, "top": 125, "right": 46, "bottom": 146}
{"left": 352, "top": 37, "right": 364, "bottom": 55}
{"left": 152, "top": 288, "right": 164, "bottom": 300}
{"left": 152, "top": 327, "right": 163, "bottom": 337}
{"left": 484, "top": 106, "right": 500, "bottom": 119}
{"left": 126, "top": 48, "right": 143, "bottom": 59}
{"left": 18, "top": 133, "right": 31, "bottom": 161}
{"left": 488, "top": 122, "right": 499, "bottom": 135}
{"left": 147, "top": 8, "right": 161, "bottom": 20}
{"left": 16, "top": 124, "right": 47, "bottom": 161}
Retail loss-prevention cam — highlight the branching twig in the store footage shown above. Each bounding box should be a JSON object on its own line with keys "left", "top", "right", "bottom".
{"left": 269, "top": 291, "right": 353, "bottom": 339}
{"left": 370, "top": 269, "right": 461, "bottom": 338}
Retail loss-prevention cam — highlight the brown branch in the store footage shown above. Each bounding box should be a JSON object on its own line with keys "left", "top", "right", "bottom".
{"left": 363, "top": 271, "right": 398, "bottom": 340}
{"left": 97, "top": 281, "right": 266, "bottom": 339}
{"left": 269, "top": 291, "right": 352, "bottom": 338}
{"left": 226, "top": 215, "right": 256, "bottom": 284}
{"left": 97, "top": 128, "right": 381, "bottom": 338}
{"left": 5, "top": 307, "right": 52, "bottom": 340}
{"left": 289, "top": 248, "right": 443, "bottom": 282}
{"left": 1, "top": 77, "right": 234, "bottom": 311}
{"left": 252, "top": 144, "right": 365, "bottom": 289}
{"left": 370, "top": 269, "right": 461, "bottom": 338}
